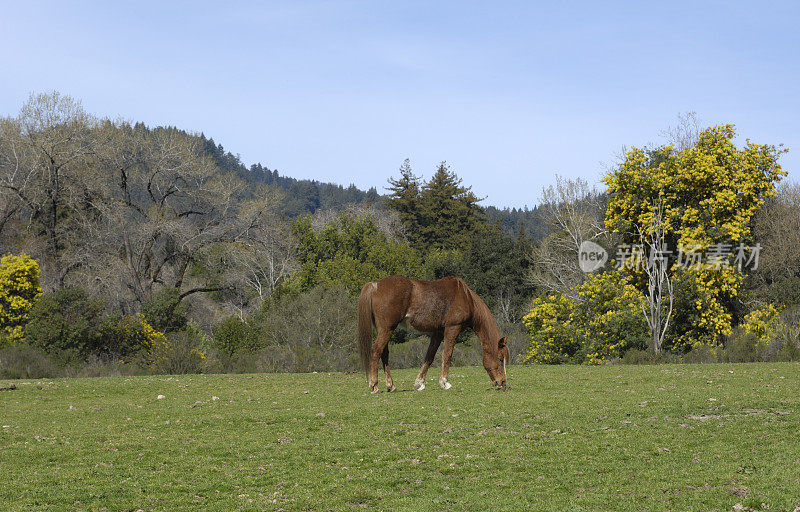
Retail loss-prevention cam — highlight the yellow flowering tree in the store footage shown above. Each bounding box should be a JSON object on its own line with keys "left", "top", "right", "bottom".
{"left": 0, "top": 253, "right": 42, "bottom": 345}
{"left": 522, "top": 292, "right": 581, "bottom": 364}
{"left": 577, "top": 270, "right": 649, "bottom": 364}
{"left": 742, "top": 304, "right": 783, "bottom": 345}
{"left": 523, "top": 270, "right": 649, "bottom": 364}
{"left": 605, "top": 125, "right": 785, "bottom": 245}
{"left": 604, "top": 124, "right": 786, "bottom": 348}
{"left": 666, "top": 266, "right": 742, "bottom": 350}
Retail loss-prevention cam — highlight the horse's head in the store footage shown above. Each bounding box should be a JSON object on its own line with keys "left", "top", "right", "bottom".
{"left": 485, "top": 336, "right": 509, "bottom": 390}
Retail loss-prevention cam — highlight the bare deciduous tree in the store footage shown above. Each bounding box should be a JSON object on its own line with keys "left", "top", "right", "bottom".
{"left": 495, "top": 289, "right": 516, "bottom": 324}
{"left": 108, "top": 125, "right": 268, "bottom": 302}
{"left": 638, "top": 200, "right": 673, "bottom": 353}
{"left": 1, "top": 96, "right": 297, "bottom": 320}
{"left": 750, "top": 181, "right": 800, "bottom": 308}
{"left": 67, "top": 121, "right": 292, "bottom": 315}
{"left": 0, "top": 92, "right": 97, "bottom": 288}
{"left": 528, "top": 175, "right": 610, "bottom": 300}
{"left": 660, "top": 111, "right": 701, "bottom": 151}
{"left": 204, "top": 188, "right": 298, "bottom": 317}
{"left": 309, "top": 203, "right": 408, "bottom": 243}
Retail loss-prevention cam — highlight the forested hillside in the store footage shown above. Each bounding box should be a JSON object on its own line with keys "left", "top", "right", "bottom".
{"left": 193, "top": 131, "right": 383, "bottom": 217}
{"left": 1, "top": 94, "right": 797, "bottom": 379}
{"left": 0, "top": 92, "right": 537, "bottom": 376}
{"left": 181, "top": 128, "right": 545, "bottom": 237}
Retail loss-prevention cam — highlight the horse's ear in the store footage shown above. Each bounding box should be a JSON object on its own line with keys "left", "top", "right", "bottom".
{"left": 498, "top": 337, "right": 507, "bottom": 349}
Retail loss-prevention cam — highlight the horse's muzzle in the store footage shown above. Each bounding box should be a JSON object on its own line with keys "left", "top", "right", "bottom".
{"left": 493, "top": 380, "right": 508, "bottom": 391}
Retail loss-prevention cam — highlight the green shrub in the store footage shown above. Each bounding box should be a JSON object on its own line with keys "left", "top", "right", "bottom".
{"left": 219, "top": 349, "right": 259, "bottom": 373}
{"left": 775, "top": 339, "right": 800, "bottom": 361}
{"left": 142, "top": 288, "right": 187, "bottom": 333}
{"left": 765, "top": 319, "right": 800, "bottom": 361}
{"left": 256, "top": 285, "right": 357, "bottom": 372}
{"left": 148, "top": 327, "right": 210, "bottom": 375}
{"left": 621, "top": 348, "right": 650, "bottom": 365}
{"left": 98, "top": 313, "right": 165, "bottom": 358}
{"left": 722, "top": 329, "right": 760, "bottom": 363}
{"left": 69, "top": 354, "right": 147, "bottom": 378}
{"left": 213, "top": 316, "right": 260, "bottom": 356}
{"left": 24, "top": 288, "right": 104, "bottom": 361}
{"left": 0, "top": 345, "right": 60, "bottom": 379}
{"left": 253, "top": 346, "right": 297, "bottom": 373}
{"left": 423, "top": 249, "right": 464, "bottom": 280}
{"left": 0, "top": 330, "right": 15, "bottom": 350}
{"left": 681, "top": 344, "right": 720, "bottom": 364}
{"left": 287, "top": 212, "right": 425, "bottom": 295}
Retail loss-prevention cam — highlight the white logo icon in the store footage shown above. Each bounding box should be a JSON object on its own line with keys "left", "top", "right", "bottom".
{"left": 578, "top": 240, "right": 607, "bottom": 273}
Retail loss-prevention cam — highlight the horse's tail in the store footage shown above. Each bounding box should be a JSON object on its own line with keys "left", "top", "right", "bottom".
{"left": 358, "top": 281, "right": 377, "bottom": 376}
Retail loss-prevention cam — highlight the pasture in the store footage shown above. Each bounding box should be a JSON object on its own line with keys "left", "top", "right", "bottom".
{"left": 2, "top": 363, "right": 799, "bottom": 511}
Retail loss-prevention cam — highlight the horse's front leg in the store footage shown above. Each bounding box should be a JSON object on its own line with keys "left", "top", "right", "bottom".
{"left": 369, "top": 328, "right": 392, "bottom": 394}
{"left": 439, "top": 325, "right": 461, "bottom": 390}
{"left": 414, "top": 332, "right": 442, "bottom": 391}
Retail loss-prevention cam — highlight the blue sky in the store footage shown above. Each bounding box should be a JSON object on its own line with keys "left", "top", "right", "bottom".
{"left": 1, "top": 1, "right": 797, "bottom": 207}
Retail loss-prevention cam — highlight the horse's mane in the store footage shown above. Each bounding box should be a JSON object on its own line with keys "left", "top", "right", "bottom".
{"left": 459, "top": 280, "right": 501, "bottom": 356}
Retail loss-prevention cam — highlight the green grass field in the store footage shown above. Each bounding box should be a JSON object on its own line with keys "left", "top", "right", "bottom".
{"left": 2, "top": 363, "right": 799, "bottom": 511}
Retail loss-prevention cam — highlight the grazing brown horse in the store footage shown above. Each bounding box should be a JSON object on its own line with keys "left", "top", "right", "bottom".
{"left": 358, "top": 275, "right": 509, "bottom": 393}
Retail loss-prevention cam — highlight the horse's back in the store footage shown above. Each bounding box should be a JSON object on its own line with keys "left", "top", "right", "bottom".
{"left": 374, "top": 276, "right": 466, "bottom": 304}
{"left": 374, "top": 275, "right": 415, "bottom": 299}
{"left": 371, "top": 275, "right": 472, "bottom": 333}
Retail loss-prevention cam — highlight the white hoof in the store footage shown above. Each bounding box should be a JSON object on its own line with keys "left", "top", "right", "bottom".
{"left": 414, "top": 379, "right": 425, "bottom": 391}
{"left": 439, "top": 378, "right": 452, "bottom": 390}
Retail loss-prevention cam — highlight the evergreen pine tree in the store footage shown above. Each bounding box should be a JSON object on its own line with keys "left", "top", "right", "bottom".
{"left": 386, "top": 159, "right": 422, "bottom": 245}
{"left": 417, "top": 162, "right": 483, "bottom": 251}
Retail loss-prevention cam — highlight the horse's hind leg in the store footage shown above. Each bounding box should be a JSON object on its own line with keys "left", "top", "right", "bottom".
{"left": 369, "top": 328, "right": 392, "bottom": 394}
{"left": 381, "top": 345, "right": 396, "bottom": 392}
{"left": 414, "top": 332, "right": 442, "bottom": 391}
